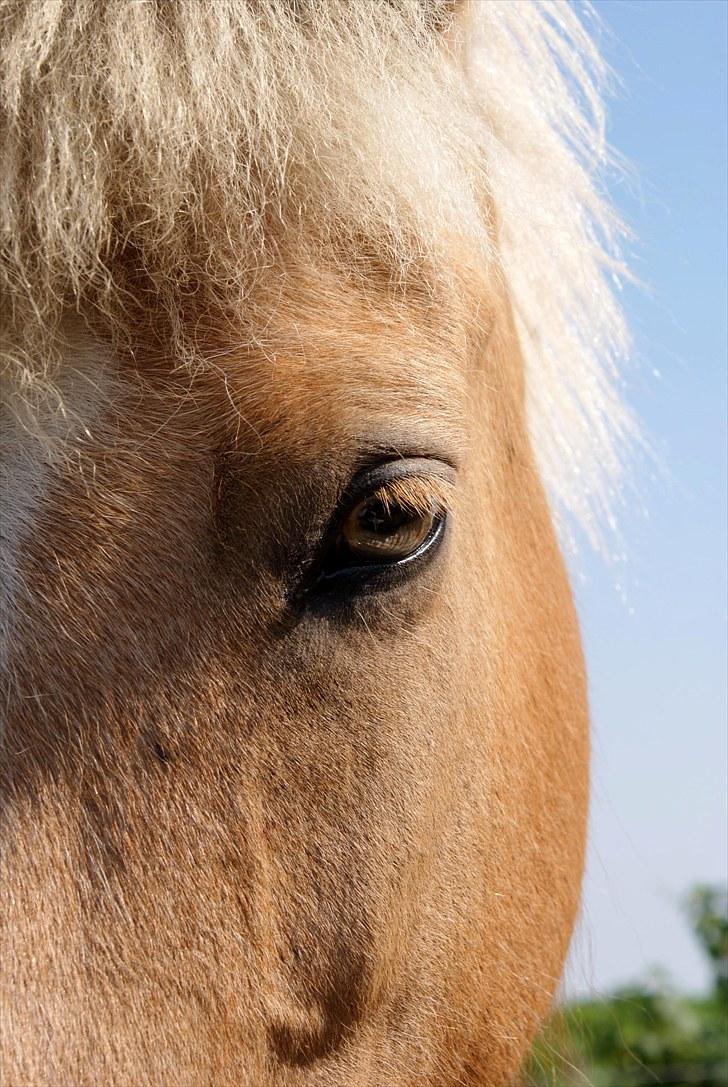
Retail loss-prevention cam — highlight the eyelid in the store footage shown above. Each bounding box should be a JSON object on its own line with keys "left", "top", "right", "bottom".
{"left": 342, "top": 456, "right": 457, "bottom": 508}
{"left": 351, "top": 435, "right": 462, "bottom": 475}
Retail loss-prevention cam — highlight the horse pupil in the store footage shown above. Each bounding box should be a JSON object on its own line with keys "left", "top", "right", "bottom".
{"left": 359, "top": 499, "right": 409, "bottom": 536}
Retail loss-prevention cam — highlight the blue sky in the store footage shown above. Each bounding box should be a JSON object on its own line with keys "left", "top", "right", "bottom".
{"left": 562, "top": 0, "right": 727, "bottom": 998}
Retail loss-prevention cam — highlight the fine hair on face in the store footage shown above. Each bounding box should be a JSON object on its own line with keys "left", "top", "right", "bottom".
{"left": 0, "top": 2, "right": 632, "bottom": 1084}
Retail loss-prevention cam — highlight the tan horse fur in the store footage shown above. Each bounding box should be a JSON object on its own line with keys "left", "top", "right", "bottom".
{"left": 0, "top": 3, "right": 630, "bottom": 1084}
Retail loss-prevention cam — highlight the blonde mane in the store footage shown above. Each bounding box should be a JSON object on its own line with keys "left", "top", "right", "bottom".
{"left": 0, "top": 0, "right": 632, "bottom": 545}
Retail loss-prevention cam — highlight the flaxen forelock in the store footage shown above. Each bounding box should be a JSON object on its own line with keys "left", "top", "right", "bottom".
{"left": 0, "top": 0, "right": 633, "bottom": 542}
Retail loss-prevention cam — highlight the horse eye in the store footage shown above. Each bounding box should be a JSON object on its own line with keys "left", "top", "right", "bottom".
{"left": 338, "top": 495, "right": 437, "bottom": 563}
{"left": 298, "top": 461, "right": 453, "bottom": 601}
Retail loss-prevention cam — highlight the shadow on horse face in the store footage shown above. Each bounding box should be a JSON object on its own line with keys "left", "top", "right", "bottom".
{"left": 1, "top": 257, "right": 588, "bottom": 1085}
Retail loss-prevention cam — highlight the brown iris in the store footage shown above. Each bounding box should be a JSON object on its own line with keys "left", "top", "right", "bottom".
{"left": 337, "top": 476, "right": 449, "bottom": 564}
{"left": 340, "top": 497, "right": 435, "bottom": 562}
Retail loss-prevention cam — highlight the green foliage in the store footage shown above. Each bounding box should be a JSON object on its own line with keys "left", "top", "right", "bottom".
{"left": 527, "top": 884, "right": 728, "bottom": 1087}
{"left": 529, "top": 989, "right": 727, "bottom": 1086}
{"left": 685, "top": 885, "right": 728, "bottom": 999}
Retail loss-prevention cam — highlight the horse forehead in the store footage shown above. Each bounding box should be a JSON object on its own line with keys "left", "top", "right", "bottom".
{"left": 212, "top": 279, "right": 470, "bottom": 456}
